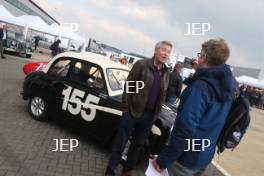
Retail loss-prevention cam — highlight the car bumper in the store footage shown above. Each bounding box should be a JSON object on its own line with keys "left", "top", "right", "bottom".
{"left": 5, "top": 48, "right": 17, "bottom": 52}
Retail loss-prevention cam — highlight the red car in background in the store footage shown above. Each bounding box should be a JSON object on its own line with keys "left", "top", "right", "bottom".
{"left": 23, "top": 61, "right": 48, "bottom": 75}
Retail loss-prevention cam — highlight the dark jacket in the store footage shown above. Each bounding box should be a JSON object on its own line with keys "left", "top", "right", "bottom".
{"left": 0, "top": 29, "right": 3, "bottom": 40}
{"left": 166, "top": 70, "right": 182, "bottom": 99}
{"left": 50, "top": 41, "right": 60, "bottom": 56}
{"left": 122, "top": 58, "right": 170, "bottom": 118}
{"left": 157, "top": 64, "right": 237, "bottom": 169}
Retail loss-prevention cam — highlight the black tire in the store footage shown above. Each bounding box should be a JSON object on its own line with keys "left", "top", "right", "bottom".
{"left": 26, "top": 54, "right": 32, "bottom": 58}
{"left": 28, "top": 94, "right": 49, "bottom": 121}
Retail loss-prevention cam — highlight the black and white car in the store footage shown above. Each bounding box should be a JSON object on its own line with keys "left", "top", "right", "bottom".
{"left": 21, "top": 52, "right": 176, "bottom": 153}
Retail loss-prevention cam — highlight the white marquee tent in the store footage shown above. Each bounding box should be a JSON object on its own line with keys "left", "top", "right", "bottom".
{"left": 17, "top": 15, "right": 55, "bottom": 35}
{"left": 0, "top": 5, "right": 85, "bottom": 43}
{"left": 236, "top": 75, "right": 264, "bottom": 89}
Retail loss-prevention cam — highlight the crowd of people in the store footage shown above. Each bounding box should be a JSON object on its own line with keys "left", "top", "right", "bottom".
{"left": 239, "top": 84, "right": 264, "bottom": 109}
{"left": 110, "top": 54, "right": 130, "bottom": 66}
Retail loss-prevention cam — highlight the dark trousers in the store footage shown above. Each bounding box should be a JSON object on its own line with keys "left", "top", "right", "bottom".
{"left": 0, "top": 40, "right": 4, "bottom": 58}
{"left": 106, "top": 110, "right": 154, "bottom": 175}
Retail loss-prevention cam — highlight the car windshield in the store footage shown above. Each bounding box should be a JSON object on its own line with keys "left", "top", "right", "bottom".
{"left": 6, "top": 31, "right": 16, "bottom": 39}
{"left": 7, "top": 31, "right": 25, "bottom": 42}
{"left": 106, "top": 68, "right": 129, "bottom": 91}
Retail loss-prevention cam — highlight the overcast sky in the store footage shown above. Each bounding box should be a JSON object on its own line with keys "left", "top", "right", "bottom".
{"left": 34, "top": 0, "right": 263, "bottom": 69}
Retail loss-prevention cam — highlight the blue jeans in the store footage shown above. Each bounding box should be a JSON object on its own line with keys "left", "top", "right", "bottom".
{"left": 106, "top": 110, "right": 154, "bottom": 175}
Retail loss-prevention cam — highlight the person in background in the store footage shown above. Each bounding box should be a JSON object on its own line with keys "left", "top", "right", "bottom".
{"left": 121, "top": 56, "right": 128, "bottom": 65}
{"left": 260, "top": 91, "right": 264, "bottom": 109}
{"left": 151, "top": 38, "right": 237, "bottom": 176}
{"left": 0, "top": 23, "right": 6, "bottom": 59}
{"left": 166, "top": 63, "right": 184, "bottom": 103}
{"left": 253, "top": 88, "right": 259, "bottom": 106}
{"left": 245, "top": 86, "right": 252, "bottom": 102}
{"left": 256, "top": 91, "right": 262, "bottom": 108}
{"left": 34, "top": 36, "right": 39, "bottom": 51}
{"left": 239, "top": 84, "right": 246, "bottom": 97}
{"left": 110, "top": 54, "right": 116, "bottom": 62}
{"left": 50, "top": 39, "right": 61, "bottom": 57}
{"left": 247, "top": 87, "right": 256, "bottom": 106}
{"left": 105, "top": 41, "right": 172, "bottom": 176}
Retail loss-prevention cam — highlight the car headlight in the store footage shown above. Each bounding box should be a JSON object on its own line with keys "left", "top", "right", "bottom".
{"left": 11, "top": 41, "right": 16, "bottom": 46}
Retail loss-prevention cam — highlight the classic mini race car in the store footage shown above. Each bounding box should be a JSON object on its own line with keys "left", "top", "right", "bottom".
{"left": 21, "top": 52, "right": 177, "bottom": 154}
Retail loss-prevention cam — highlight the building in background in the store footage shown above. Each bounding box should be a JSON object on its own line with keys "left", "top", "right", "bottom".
{"left": 231, "top": 66, "right": 262, "bottom": 79}
{"left": 170, "top": 53, "right": 263, "bottom": 80}
{"left": 259, "top": 69, "right": 264, "bottom": 79}
{"left": 0, "top": 0, "right": 58, "bottom": 24}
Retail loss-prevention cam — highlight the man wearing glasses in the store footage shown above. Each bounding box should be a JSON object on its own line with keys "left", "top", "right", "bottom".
{"left": 151, "top": 38, "right": 237, "bottom": 176}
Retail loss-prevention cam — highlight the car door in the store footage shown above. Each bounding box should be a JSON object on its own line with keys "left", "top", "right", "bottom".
{"left": 45, "top": 57, "right": 73, "bottom": 112}
{"left": 62, "top": 59, "right": 120, "bottom": 143}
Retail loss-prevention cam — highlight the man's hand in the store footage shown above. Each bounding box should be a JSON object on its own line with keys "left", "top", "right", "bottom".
{"left": 151, "top": 158, "right": 162, "bottom": 173}
{"left": 191, "top": 59, "right": 198, "bottom": 70}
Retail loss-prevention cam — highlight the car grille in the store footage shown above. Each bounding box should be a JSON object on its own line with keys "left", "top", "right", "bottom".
{"left": 7, "top": 40, "right": 17, "bottom": 48}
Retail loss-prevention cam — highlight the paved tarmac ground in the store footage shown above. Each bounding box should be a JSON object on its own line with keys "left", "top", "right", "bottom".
{"left": 0, "top": 53, "right": 223, "bottom": 176}
{"left": 213, "top": 108, "right": 264, "bottom": 176}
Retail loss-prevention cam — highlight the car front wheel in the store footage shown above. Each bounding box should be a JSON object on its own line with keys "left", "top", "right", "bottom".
{"left": 28, "top": 95, "right": 49, "bottom": 121}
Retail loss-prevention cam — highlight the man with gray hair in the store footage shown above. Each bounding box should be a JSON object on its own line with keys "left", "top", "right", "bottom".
{"left": 105, "top": 41, "right": 172, "bottom": 176}
{"left": 0, "top": 23, "right": 6, "bottom": 59}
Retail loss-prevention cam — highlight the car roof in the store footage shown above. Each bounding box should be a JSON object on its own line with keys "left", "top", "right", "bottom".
{"left": 42, "top": 52, "right": 130, "bottom": 97}
{"left": 55, "top": 52, "right": 130, "bottom": 71}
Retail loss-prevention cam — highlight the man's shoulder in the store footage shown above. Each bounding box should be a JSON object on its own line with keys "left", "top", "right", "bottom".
{"left": 134, "top": 59, "right": 152, "bottom": 68}
{"left": 173, "top": 71, "right": 182, "bottom": 79}
{"left": 190, "top": 79, "right": 207, "bottom": 89}
{"left": 137, "top": 59, "right": 151, "bottom": 64}
{"left": 187, "top": 80, "right": 212, "bottom": 97}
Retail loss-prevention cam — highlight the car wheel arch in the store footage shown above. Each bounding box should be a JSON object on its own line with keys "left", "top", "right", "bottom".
{"left": 29, "top": 83, "right": 51, "bottom": 100}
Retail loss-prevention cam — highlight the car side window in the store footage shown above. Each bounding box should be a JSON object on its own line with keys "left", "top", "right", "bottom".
{"left": 48, "top": 59, "right": 71, "bottom": 78}
{"left": 69, "top": 61, "right": 106, "bottom": 91}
